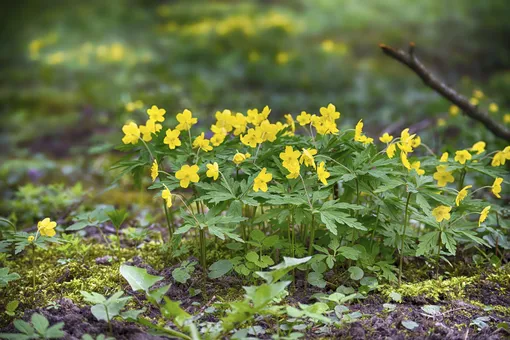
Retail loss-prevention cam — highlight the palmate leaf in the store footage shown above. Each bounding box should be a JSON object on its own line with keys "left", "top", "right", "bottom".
{"left": 319, "top": 210, "right": 366, "bottom": 236}
{"left": 441, "top": 231, "right": 457, "bottom": 255}
{"left": 416, "top": 231, "right": 440, "bottom": 257}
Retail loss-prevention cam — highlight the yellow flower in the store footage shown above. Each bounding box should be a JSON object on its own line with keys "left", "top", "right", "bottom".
{"left": 176, "top": 109, "right": 198, "bottom": 131}
{"left": 286, "top": 170, "right": 300, "bottom": 179}
{"left": 240, "top": 128, "right": 262, "bottom": 148}
{"left": 401, "top": 152, "right": 411, "bottom": 170}
{"left": 354, "top": 120, "right": 373, "bottom": 144}
{"left": 258, "top": 120, "right": 279, "bottom": 142}
{"left": 214, "top": 109, "right": 234, "bottom": 132}
{"left": 469, "top": 97, "right": 479, "bottom": 106}
{"left": 206, "top": 162, "right": 219, "bottom": 181}
{"left": 454, "top": 150, "right": 472, "bottom": 165}
{"left": 253, "top": 168, "right": 272, "bottom": 192}
{"left": 163, "top": 129, "right": 181, "bottom": 149}
{"left": 139, "top": 119, "right": 162, "bottom": 142}
{"left": 125, "top": 100, "right": 144, "bottom": 112}
{"left": 449, "top": 105, "right": 459, "bottom": 116}
{"left": 410, "top": 161, "right": 425, "bottom": 175}
{"left": 379, "top": 133, "right": 393, "bottom": 143}
{"left": 491, "top": 150, "right": 507, "bottom": 167}
{"left": 284, "top": 114, "right": 295, "bottom": 132}
{"left": 479, "top": 206, "right": 491, "bottom": 226}
{"left": 386, "top": 143, "right": 396, "bottom": 158}
{"left": 410, "top": 136, "right": 421, "bottom": 148}
{"left": 440, "top": 152, "right": 449, "bottom": 162}
{"left": 432, "top": 205, "right": 452, "bottom": 222}
{"left": 233, "top": 152, "right": 251, "bottom": 165}
{"left": 492, "top": 177, "right": 503, "bottom": 198}
{"left": 297, "top": 111, "right": 312, "bottom": 126}
{"left": 193, "top": 132, "right": 213, "bottom": 152}
{"left": 175, "top": 164, "right": 200, "bottom": 188}
{"left": 232, "top": 113, "right": 248, "bottom": 135}
{"left": 397, "top": 128, "right": 415, "bottom": 154}
{"left": 473, "top": 89, "right": 484, "bottom": 99}
{"left": 321, "top": 39, "right": 334, "bottom": 52}
{"left": 147, "top": 105, "right": 166, "bottom": 122}
{"left": 37, "top": 218, "right": 57, "bottom": 237}
{"left": 280, "top": 146, "right": 301, "bottom": 167}
{"left": 489, "top": 103, "right": 499, "bottom": 113}
{"left": 470, "top": 141, "right": 486, "bottom": 155}
{"left": 319, "top": 103, "right": 340, "bottom": 121}
{"left": 300, "top": 148, "right": 317, "bottom": 168}
{"left": 504, "top": 113, "right": 510, "bottom": 124}
{"left": 246, "top": 106, "right": 270, "bottom": 126}
{"left": 28, "top": 235, "right": 35, "bottom": 243}
{"left": 276, "top": 52, "right": 289, "bottom": 65}
{"left": 210, "top": 133, "right": 226, "bottom": 146}
{"left": 122, "top": 122, "right": 140, "bottom": 145}
{"left": 151, "top": 160, "right": 158, "bottom": 182}
{"left": 317, "top": 161, "right": 330, "bottom": 186}
{"left": 162, "top": 188, "right": 172, "bottom": 208}
{"left": 455, "top": 185, "right": 472, "bottom": 206}
{"left": 437, "top": 118, "right": 447, "bottom": 127}
{"left": 433, "top": 165, "right": 454, "bottom": 187}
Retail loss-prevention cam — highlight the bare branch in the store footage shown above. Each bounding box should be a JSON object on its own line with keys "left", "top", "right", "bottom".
{"left": 379, "top": 43, "right": 510, "bottom": 141}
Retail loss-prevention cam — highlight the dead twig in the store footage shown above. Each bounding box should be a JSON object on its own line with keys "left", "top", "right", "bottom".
{"left": 380, "top": 42, "right": 510, "bottom": 141}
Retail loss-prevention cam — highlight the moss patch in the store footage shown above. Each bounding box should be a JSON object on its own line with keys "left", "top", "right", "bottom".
{"left": 0, "top": 236, "right": 167, "bottom": 325}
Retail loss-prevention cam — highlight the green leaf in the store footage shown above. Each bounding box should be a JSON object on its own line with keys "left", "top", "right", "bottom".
{"left": 13, "top": 320, "right": 34, "bottom": 335}
{"left": 160, "top": 297, "right": 192, "bottom": 327}
{"left": 208, "top": 260, "right": 233, "bottom": 279}
{"left": 255, "top": 256, "right": 311, "bottom": 284}
{"left": 338, "top": 246, "right": 361, "bottom": 260}
{"left": 107, "top": 209, "right": 129, "bottom": 229}
{"left": 44, "top": 322, "right": 65, "bottom": 339}
{"left": 31, "top": 313, "right": 49, "bottom": 334}
{"left": 250, "top": 229, "right": 265, "bottom": 243}
{"left": 307, "top": 272, "right": 326, "bottom": 288}
{"left": 402, "top": 320, "right": 419, "bottom": 330}
{"left": 389, "top": 291, "right": 402, "bottom": 303}
{"left": 121, "top": 308, "right": 146, "bottom": 321}
{"left": 246, "top": 251, "right": 259, "bottom": 263}
{"left": 148, "top": 284, "right": 171, "bottom": 304}
{"left": 172, "top": 267, "right": 191, "bottom": 284}
{"left": 120, "top": 265, "right": 163, "bottom": 293}
{"left": 416, "top": 231, "right": 440, "bottom": 257}
{"left": 5, "top": 300, "right": 19, "bottom": 314}
{"left": 80, "top": 291, "right": 106, "bottom": 304}
{"left": 348, "top": 266, "right": 364, "bottom": 280}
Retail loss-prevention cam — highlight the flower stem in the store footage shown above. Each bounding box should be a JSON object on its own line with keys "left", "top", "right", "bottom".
{"left": 399, "top": 192, "right": 412, "bottom": 286}
{"left": 163, "top": 202, "right": 173, "bottom": 242}
{"left": 32, "top": 244, "right": 36, "bottom": 297}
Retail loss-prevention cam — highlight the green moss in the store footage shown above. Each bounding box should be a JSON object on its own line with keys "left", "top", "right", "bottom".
{"left": 486, "top": 265, "right": 510, "bottom": 288}
{"left": 0, "top": 237, "right": 168, "bottom": 325}
{"left": 381, "top": 276, "right": 477, "bottom": 302}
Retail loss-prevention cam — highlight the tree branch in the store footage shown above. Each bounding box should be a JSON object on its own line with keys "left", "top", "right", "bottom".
{"left": 379, "top": 42, "right": 510, "bottom": 141}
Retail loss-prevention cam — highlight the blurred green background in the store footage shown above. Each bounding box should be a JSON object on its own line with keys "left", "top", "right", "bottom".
{"left": 1, "top": 0, "right": 510, "bottom": 219}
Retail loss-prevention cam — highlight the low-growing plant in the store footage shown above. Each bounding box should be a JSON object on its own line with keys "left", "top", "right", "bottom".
{"left": 0, "top": 313, "right": 65, "bottom": 339}
{"left": 80, "top": 290, "right": 144, "bottom": 334}
{"left": 115, "top": 103, "right": 508, "bottom": 289}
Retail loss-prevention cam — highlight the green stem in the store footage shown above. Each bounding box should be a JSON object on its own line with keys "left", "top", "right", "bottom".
{"left": 399, "top": 192, "right": 412, "bottom": 286}
{"left": 305, "top": 214, "right": 316, "bottom": 291}
{"left": 436, "top": 228, "right": 442, "bottom": 279}
{"left": 32, "top": 244, "right": 36, "bottom": 295}
{"left": 105, "top": 305, "right": 112, "bottom": 335}
{"left": 369, "top": 205, "right": 380, "bottom": 250}
{"left": 457, "top": 168, "right": 466, "bottom": 191}
{"left": 163, "top": 202, "right": 173, "bottom": 242}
